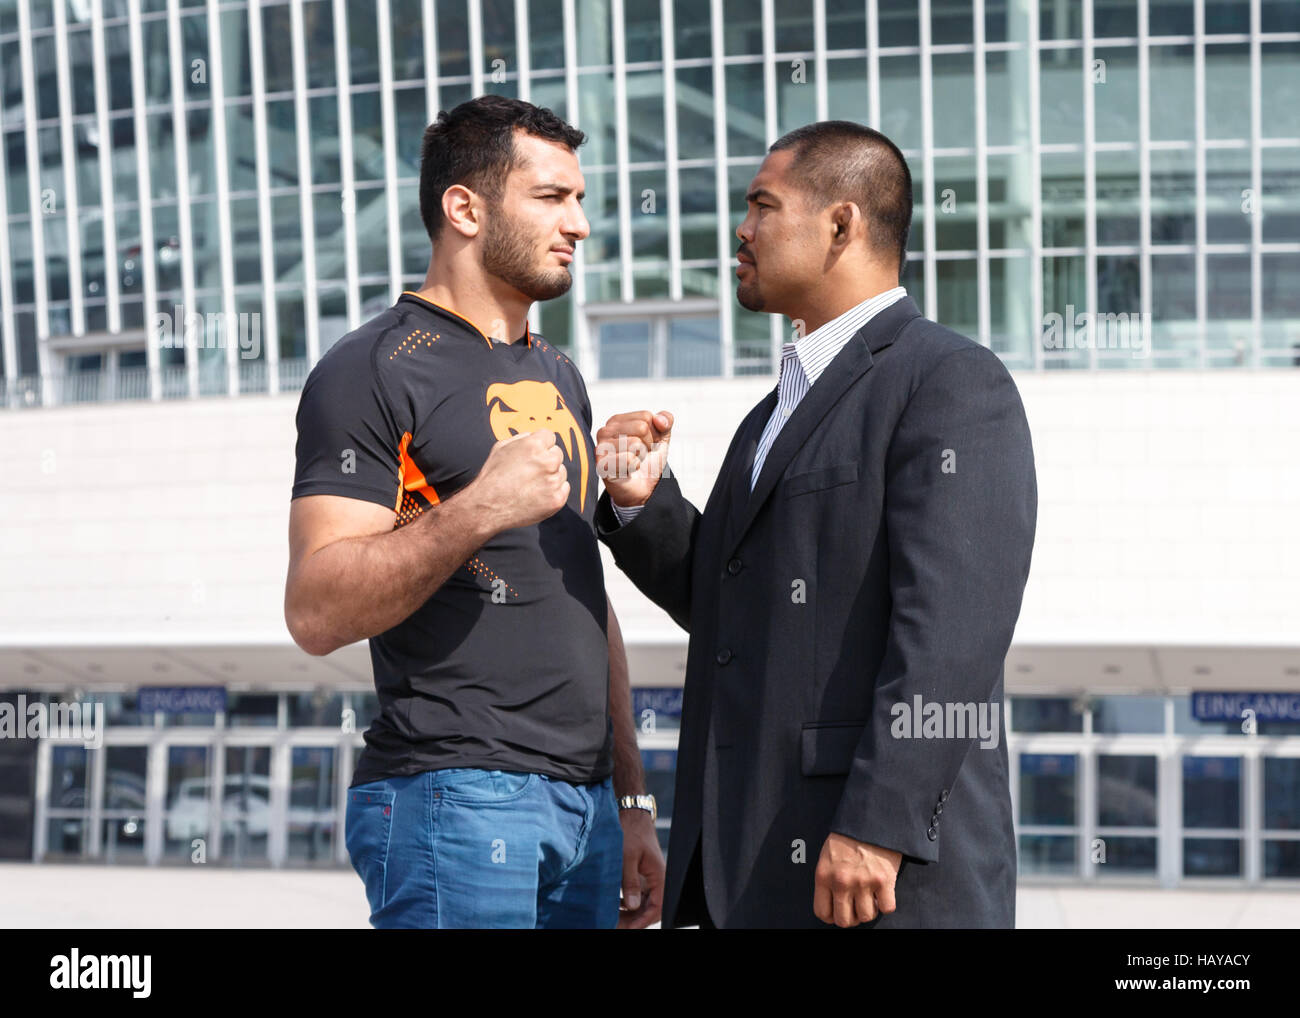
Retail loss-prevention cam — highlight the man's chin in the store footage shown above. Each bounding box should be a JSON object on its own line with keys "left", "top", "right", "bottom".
{"left": 522, "top": 270, "right": 573, "bottom": 302}
{"left": 737, "top": 283, "right": 766, "bottom": 312}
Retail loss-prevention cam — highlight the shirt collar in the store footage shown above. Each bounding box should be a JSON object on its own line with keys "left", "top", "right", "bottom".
{"left": 788, "top": 287, "right": 907, "bottom": 387}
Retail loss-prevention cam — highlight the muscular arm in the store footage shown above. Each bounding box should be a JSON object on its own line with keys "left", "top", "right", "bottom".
{"left": 285, "top": 430, "right": 569, "bottom": 656}
{"left": 284, "top": 491, "right": 493, "bottom": 656}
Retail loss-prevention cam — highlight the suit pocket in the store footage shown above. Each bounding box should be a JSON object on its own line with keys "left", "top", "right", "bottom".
{"left": 800, "top": 720, "right": 867, "bottom": 776}
{"left": 782, "top": 461, "right": 859, "bottom": 498}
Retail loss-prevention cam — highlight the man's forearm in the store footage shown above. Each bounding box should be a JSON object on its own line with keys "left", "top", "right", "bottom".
{"left": 288, "top": 488, "right": 494, "bottom": 655}
{"left": 606, "top": 597, "right": 646, "bottom": 799}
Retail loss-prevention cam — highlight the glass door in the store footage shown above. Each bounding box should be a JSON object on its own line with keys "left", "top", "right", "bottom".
{"left": 221, "top": 745, "right": 272, "bottom": 865}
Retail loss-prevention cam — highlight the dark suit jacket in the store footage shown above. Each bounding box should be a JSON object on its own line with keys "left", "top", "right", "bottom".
{"left": 596, "top": 296, "right": 1037, "bottom": 928}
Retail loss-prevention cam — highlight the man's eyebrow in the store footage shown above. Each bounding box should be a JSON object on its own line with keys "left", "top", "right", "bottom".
{"left": 746, "top": 188, "right": 779, "bottom": 204}
{"left": 532, "top": 182, "right": 585, "bottom": 200}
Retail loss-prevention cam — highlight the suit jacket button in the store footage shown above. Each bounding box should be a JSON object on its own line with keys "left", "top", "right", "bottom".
{"left": 940, "top": 790, "right": 949, "bottom": 802}
{"left": 934, "top": 802, "right": 943, "bottom": 815}
{"left": 927, "top": 827, "right": 938, "bottom": 841}
{"left": 716, "top": 648, "right": 733, "bottom": 666}
{"left": 726, "top": 557, "right": 742, "bottom": 575}
{"left": 931, "top": 814, "right": 940, "bottom": 826}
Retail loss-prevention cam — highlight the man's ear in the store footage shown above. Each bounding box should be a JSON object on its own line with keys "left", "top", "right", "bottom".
{"left": 442, "top": 184, "right": 481, "bottom": 239}
{"left": 831, "top": 202, "right": 857, "bottom": 244}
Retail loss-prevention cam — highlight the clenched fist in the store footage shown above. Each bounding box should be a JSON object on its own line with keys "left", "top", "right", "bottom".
{"left": 465, "top": 430, "right": 570, "bottom": 532}
{"left": 595, "top": 411, "right": 673, "bottom": 508}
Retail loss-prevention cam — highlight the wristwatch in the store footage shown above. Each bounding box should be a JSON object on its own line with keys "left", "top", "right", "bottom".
{"left": 617, "top": 794, "right": 657, "bottom": 822}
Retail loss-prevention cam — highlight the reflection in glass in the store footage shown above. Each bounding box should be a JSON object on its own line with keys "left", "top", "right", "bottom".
{"left": 1019, "top": 753, "right": 1077, "bottom": 825}
{"left": 288, "top": 746, "right": 336, "bottom": 863}
{"left": 1011, "top": 697, "right": 1084, "bottom": 733}
{"left": 164, "top": 745, "right": 211, "bottom": 859}
{"left": 1263, "top": 758, "right": 1300, "bottom": 830}
{"left": 667, "top": 317, "right": 721, "bottom": 377}
{"left": 1093, "top": 696, "right": 1164, "bottom": 734}
{"left": 639, "top": 749, "right": 676, "bottom": 856}
{"left": 102, "top": 746, "right": 148, "bottom": 861}
{"left": 1183, "top": 756, "right": 1241, "bottom": 829}
{"left": 1018, "top": 833, "right": 1076, "bottom": 875}
{"left": 598, "top": 320, "right": 651, "bottom": 378}
{"left": 1097, "top": 755, "right": 1157, "bottom": 828}
{"left": 1183, "top": 837, "right": 1241, "bottom": 877}
{"left": 1095, "top": 835, "right": 1156, "bottom": 873}
{"left": 222, "top": 746, "right": 271, "bottom": 864}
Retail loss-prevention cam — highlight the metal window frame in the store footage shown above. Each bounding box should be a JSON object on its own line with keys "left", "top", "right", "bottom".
{"left": 563, "top": 0, "right": 594, "bottom": 374}
{"left": 290, "top": 0, "right": 322, "bottom": 366}
{"left": 127, "top": 0, "right": 161, "bottom": 401}
{"left": 54, "top": 4, "right": 86, "bottom": 342}
{"left": 378, "top": 0, "right": 402, "bottom": 306}
{"left": 614, "top": 0, "right": 633, "bottom": 303}
{"left": 249, "top": 0, "right": 281, "bottom": 392}
{"left": 711, "top": 0, "right": 734, "bottom": 378}
{"left": 333, "top": 0, "right": 360, "bottom": 332}
{"left": 919, "top": 0, "right": 936, "bottom": 321}
{"left": 211, "top": 1, "right": 243, "bottom": 394}
{"left": 168, "top": 0, "right": 199, "bottom": 398}
{"left": 18, "top": 0, "right": 52, "bottom": 404}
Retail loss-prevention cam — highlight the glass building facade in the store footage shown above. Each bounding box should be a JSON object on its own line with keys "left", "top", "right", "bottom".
{"left": 0, "top": 0, "right": 1297, "bottom": 409}
{"left": 9, "top": 687, "right": 1300, "bottom": 884}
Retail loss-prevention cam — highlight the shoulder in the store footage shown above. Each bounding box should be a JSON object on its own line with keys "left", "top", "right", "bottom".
{"left": 296, "top": 306, "right": 432, "bottom": 439}
{"left": 532, "top": 332, "right": 588, "bottom": 395}
{"left": 531, "top": 331, "right": 581, "bottom": 374}
{"left": 892, "top": 316, "right": 1016, "bottom": 388}
{"left": 302, "top": 304, "right": 428, "bottom": 400}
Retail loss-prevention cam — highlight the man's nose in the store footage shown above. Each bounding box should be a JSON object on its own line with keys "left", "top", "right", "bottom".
{"left": 736, "top": 215, "right": 753, "bottom": 244}
{"left": 567, "top": 203, "right": 591, "bottom": 241}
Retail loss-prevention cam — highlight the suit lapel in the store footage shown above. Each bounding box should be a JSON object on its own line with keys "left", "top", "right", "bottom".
{"left": 725, "top": 295, "right": 924, "bottom": 556}
{"left": 722, "top": 388, "right": 778, "bottom": 551}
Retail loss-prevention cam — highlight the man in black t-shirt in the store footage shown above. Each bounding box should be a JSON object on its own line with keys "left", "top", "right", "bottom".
{"left": 285, "top": 96, "right": 664, "bottom": 929}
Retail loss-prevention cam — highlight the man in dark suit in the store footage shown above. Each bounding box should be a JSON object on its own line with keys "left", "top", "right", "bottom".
{"left": 593, "top": 121, "right": 1037, "bottom": 928}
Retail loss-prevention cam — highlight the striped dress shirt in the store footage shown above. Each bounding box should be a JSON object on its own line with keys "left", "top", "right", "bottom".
{"left": 612, "top": 286, "right": 908, "bottom": 524}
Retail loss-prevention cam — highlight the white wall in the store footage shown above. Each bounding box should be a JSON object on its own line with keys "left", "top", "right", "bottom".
{"left": 1, "top": 370, "right": 1297, "bottom": 665}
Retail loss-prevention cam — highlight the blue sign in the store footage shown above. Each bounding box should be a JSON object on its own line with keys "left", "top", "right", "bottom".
{"left": 1191, "top": 692, "right": 1300, "bottom": 723}
{"left": 138, "top": 686, "right": 227, "bottom": 714}
{"left": 632, "top": 687, "right": 684, "bottom": 719}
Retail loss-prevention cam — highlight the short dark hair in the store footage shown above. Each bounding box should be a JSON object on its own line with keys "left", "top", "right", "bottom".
{"left": 769, "top": 121, "right": 913, "bottom": 278}
{"left": 418, "top": 95, "right": 586, "bottom": 242}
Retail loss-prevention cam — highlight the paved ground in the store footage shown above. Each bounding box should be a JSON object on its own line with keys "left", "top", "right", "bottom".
{"left": 1, "top": 864, "right": 1295, "bottom": 928}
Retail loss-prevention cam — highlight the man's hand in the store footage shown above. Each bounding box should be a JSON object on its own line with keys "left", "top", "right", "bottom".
{"left": 813, "top": 832, "right": 902, "bottom": 927}
{"left": 595, "top": 411, "right": 673, "bottom": 508}
{"left": 463, "top": 430, "right": 570, "bottom": 531}
{"left": 617, "top": 808, "right": 665, "bottom": 929}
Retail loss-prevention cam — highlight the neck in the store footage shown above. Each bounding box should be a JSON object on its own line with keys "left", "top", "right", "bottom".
{"left": 413, "top": 253, "right": 531, "bottom": 344}
{"left": 788, "top": 273, "right": 901, "bottom": 338}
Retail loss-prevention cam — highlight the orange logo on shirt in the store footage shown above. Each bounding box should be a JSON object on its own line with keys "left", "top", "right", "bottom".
{"left": 486, "top": 380, "right": 589, "bottom": 512}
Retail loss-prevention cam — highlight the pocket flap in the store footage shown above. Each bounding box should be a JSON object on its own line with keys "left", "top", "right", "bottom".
{"left": 783, "top": 461, "right": 859, "bottom": 498}
{"left": 801, "top": 720, "right": 866, "bottom": 776}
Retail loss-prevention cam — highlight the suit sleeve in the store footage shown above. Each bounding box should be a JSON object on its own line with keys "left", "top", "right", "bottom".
{"left": 595, "top": 473, "right": 701, "bottom": 633}
{"left": 829, "top": 344, "right": 1037, "bottom": 863}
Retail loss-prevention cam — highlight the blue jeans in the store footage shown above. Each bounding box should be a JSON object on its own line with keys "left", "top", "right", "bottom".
{"left": 345, "top": 768, "right": 623, "bottom": 929}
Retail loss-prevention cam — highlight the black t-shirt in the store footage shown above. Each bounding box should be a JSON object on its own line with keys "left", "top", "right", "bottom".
{"left": 292, "top": 291, "right": 612, "bottom": 786}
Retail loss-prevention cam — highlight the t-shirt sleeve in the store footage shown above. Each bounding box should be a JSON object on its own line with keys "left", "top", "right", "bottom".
{"left": 291, "top": 338, "right": 406, "bottom": 511}
{"left": 564, "top": 355, "right": 595, "bottom": 433}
